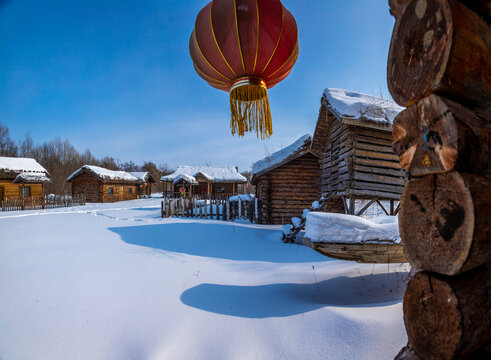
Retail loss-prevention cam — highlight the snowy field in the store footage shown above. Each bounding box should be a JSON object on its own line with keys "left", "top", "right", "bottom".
{"left": 0, "top": 197, "right": 409, "bottom": 360}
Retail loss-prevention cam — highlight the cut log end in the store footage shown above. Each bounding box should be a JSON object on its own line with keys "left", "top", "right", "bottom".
{"left": 404, "top": 268, "right": 491, "bottom": 359}
{"left": 399, "top": 172, "right": 490, "bottom": 275}
{"left": 392, "top": 94, "right": 490, "bottom": 177}
{"left": 404, "top": 272, "right": 461, "bottom": 359}
{"left": 388, "top": 0, "right": 451, "bottom": 106}
{"left": 387, "top": 0, "right": 491, "bottom": 116}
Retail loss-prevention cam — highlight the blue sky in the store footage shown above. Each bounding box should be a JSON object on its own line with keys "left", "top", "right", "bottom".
{"left": 0, "top": 0, "right": 396, "bottom": 171}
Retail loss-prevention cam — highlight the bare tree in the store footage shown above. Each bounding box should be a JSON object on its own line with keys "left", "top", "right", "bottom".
{"left": 0, "top": 123, "right": 18, "bottom": 156}
{"left": 99, "top": 156, "right": 119, "bottom": 170}
{"left": 142, "top": 161, "right": 163, "bottom": 193}
{"left": 119, "top": 160, "right": 140, "bottom": 172}
{"left": 19, "top": 132, "right": 35, "bottom": 157}
{"left": 158, "top": 163, "right": 173, "bottom": 176}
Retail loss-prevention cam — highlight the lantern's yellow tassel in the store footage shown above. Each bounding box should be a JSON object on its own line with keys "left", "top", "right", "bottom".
{"left": 230, "top": 82, "right": 272, "bottom": 139}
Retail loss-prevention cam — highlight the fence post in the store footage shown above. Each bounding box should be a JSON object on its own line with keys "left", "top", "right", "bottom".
{"left": 226, "top": 201, "right": 230, "bottom": 221}
{"left": 254, "top": 198, "right": 259, "bottom": 224}
{"left": 238, "top": 198, "right": 242, "bottom": 219}
{"left": 161, "top": 200, "right": 164, "bottom": 218}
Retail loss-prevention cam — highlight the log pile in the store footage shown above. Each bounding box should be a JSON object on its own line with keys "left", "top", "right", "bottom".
{"left": 388, "top": 0, "right": 491, "bottom": 358}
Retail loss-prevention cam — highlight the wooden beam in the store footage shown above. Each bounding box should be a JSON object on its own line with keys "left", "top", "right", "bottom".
{"left": 356, "top": 198, "right": 378, "bottom": 216}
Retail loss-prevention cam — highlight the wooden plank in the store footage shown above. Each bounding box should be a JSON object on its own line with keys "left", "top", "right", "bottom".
{"left": 353, "top": 157, "right": 403, "bottom": 169}
{"left": 354, "top": 149, "right": 401, "bottom": 161}
{"left": 303, "top": 237, "right": 407, "bottom": 263}
{"left": 352, "top": 171, "right": 406, "bottom": 186}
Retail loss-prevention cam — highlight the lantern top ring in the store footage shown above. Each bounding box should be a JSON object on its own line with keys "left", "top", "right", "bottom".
{"left": 230, "top": 76, "right": 267, "bottom": 93}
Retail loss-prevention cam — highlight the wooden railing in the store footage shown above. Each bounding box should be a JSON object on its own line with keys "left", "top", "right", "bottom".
{"left": 1, "top": 195, "right": 86, "bottom": 212}
{"left": 161, "top": 195, "right": 262, "bottom": 223}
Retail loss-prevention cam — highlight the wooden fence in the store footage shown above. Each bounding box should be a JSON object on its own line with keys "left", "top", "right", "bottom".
{"left": 161, "top": 195, "right": 263, "bottom": 223}
{"left": 162, "top": 192, "right": 237, "bottom": 201}
{"left": 1, "top": 195, "right": 86, "bottom": 212}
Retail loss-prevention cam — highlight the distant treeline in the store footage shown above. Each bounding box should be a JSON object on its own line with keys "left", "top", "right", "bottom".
{"left": 0, "top": 123, "right": 173, "bottom": 195}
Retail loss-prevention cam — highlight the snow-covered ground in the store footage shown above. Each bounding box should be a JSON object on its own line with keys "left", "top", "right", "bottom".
{"left": 0, "top": 197, "right": 409, "bottom": 360}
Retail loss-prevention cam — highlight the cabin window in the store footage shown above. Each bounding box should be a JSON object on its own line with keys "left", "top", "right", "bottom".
{"left": 19, "top": 186, "right": 31, "bottom": 198}
{"left": 128, "top": 188, "right": 132, "bottom": 194}
{"left": 108, "top": 187, "right": 114, "bottom": 196}
{"left": 217, "top": 186, "right": 225, "bottom": 193}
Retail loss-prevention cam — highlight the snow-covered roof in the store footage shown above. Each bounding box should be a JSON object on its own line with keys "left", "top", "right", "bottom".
{"left": 305, "top": 212, "right": 401, "bottom": 244}
{"left": 323, "top": 88, "right": 404, "bottom": 125}
{"left": 161, "top": 166, "right": 247, "bottom": 183}
{"left": 251, "top": 134, "right": 314, "bottom": 178}
{"left": 67, "top": 165, "right": 138, "bottom": 182}
{"left": 0, "top": 156, "right": 48, "bottom": 174}
{"left": 128, "top": 172, "right": 154, "bottom": 183}
{"left": 173, "top": 174, "right": 199, "bottom": 185}
{"left": 229, "top": 194, "right": 254, "bottom": 201}
{"left": 13, "top": 172, "right": 51, "bottom": 183}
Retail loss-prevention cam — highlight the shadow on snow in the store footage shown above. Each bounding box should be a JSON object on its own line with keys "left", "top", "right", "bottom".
{"left": 180, "top": 272, "right": 408, "bottom": 318}
{"left": 108, "top": 222, "right": 329, "bottom": 263}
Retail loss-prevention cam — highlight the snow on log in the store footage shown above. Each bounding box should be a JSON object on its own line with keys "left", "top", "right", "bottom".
{"left": 399, "top": 172, "right": 490, "bottom": 275}
{"left": 13, "top": 172, "right": 51, "bottom": 183}
{"left": 305, "top": 212, "right": 401, "bottom": 244}
{"left": 161, "top": 166, "right": 247, "bottom": 183}
{"left": 251, "top": 134, "right": 311, "bottom": 178}
{"left": 323, "top": 88, "right": 403, "bottom": 125}
{"left": 67, "top": 165, "right": 138, "bottom": 182}
{"left": 303, "top": 212, "right": 406, "bottom": 264}
{"left": 0, "top": 156, "right": 48, "bottom": 174}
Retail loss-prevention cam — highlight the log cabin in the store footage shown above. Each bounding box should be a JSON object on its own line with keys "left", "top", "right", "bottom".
{"left": 0, "top": 156, "right": 50, "bottom": 201}
{"left": 67, "top": 165, "right": 139, "bottom": 203}
{"left": 251, "top": 135, "right": 320, "bottom": 224}
{"left": 160, "top": 166, "right": 247, "bottom": 196}
{"left": 129, "top": 172, "right": 156, "bottom": 198}
{"left": 312, "top": 88, "right": 406, "bottom": 214}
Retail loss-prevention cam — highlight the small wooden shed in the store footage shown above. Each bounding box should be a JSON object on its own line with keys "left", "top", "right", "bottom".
{"left": 251, "top": 135, "right": 320, "bottom": 224}
{"left": 67, "top": 165, "right": 139, "bottom": 203}
{"left": 160, "top": 166, "right": 247, "bottom": 196}
{"left": 312, "top": 88, "right": 406, "bottom": 214}
{"left": 0, "top": 156, "right": 50, "bottom": 201}
{"left": 129, "top": 172, "right": 156, "bottom": 198}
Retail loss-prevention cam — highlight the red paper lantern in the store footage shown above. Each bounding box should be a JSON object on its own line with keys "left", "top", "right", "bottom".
{"left": 190, "top": 0, "right": 299, "bottom": 139}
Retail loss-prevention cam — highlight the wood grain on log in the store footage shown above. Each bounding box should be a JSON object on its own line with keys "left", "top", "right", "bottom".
{"left": 388, "top": 0, "right": 491, "bottom": 119}
{"left": 393, "top": 94, "right": 490, "bottom": 177}
{"left": 403, "top": 267, "right": 491, "bottom": 360}
{"left": 400, "top": 172, "right": 490, "bottom": 275}
{"left": 389, "top": 0, "right": 412, "bottom": 18}
{"left": 458, "top": 0, "right": 491, "bottom": 23}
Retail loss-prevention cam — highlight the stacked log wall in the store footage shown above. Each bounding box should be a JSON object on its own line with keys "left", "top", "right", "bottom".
{"left": 320, "top": 111, "right": 405, "bottom": 200}
{"left": 101, "top": 183, "right": 138, "bottom": 202}
{"left": 256, "top": 153, "right": 320, "bottom": 224}
{"left": 0, "top": 181, "right": 43, "bottom": 199}
{"left": 345, "top": 126, "right": 405, "bottom": 199}
{"left": 388, "top": 0, "right": 491, "bottom": 358}
{"left": 319, "top": 113, "right": 351, "bottom": 195}
{"left": 71, "top": 174, "right": 101, "bottom": 203}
